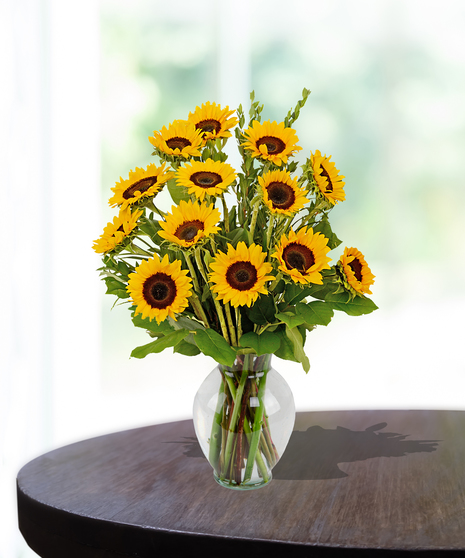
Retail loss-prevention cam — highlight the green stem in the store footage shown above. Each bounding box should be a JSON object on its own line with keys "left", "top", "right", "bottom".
{"left": 223, "top": 370, "right": 237, "bottom": 399}
{"left": 145, "top": 200, "right": 167, "bottom": 218}
{"left": 221, "top": 358, "right": 270, "bottom": 483}
{"left": 209, "top": 378, "right": 225, "bottom": 472}
{"left": 210, "top": 237, "right": 217, "bottom": 254}
{"left": 220, "top": 367, "right": 250, "bottom": 480}
{"left": 136, "top": 236, "right": 157, "bottom": 251}
{"left": 266, "top": 214, "right": 275, "bottom": 253}
{"left": 243, "top": 369, "right": 269, "bottom": 482}
{"left": 263, "top": 413, "right": 279, "bottom": 463}
{"left": 189, "top": 292, "right": 210, "bottom": 327}
{"left": 214, "top": 298, "right": 230, "bottom": 344}
{"left": 224, "top": 303, "right": 237, "bottom": 347}
{"left": 221, "top": 196, "right": 230, "bottom": 233}
{"left": 194, "top": 248, "right": 209, "bottom": 284}
{"left": 259, "top": 431, "right": 274, "bottom": 467}
{"left": 184, "top": 251, "right": 201, "bottom": 293}
{"left": 128, "top": 242, "right": 152, "bottom": 257}
{"left": 249, "top": 200, "right": 260, "bottom": 240}
{"left": 235, "top": 307, "right": 243, "bottom": 342}
{"left": 242, "top": 421, "right": 269, "bottom": 481}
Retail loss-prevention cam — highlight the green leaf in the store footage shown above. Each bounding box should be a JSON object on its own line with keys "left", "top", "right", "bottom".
{"left": 312, "top": 218, "right": 342, "bottom": 250}
{"left": 275, "top": 311, "right": 305, "bottom": 329}
{"left": 174, "top": 340, "right": 201, "bottom": 356}
{"left": 285, "top": 325, "right": 310, "bottom": 373}
{"left": 104, "top": 277, "right": 130, "bottom": 299}
{"left": 169, "top": 315, "right": 205, "bottom": 331}
{"left": 274, "top": 328, "right": 299, "bottom": 363}
{"left": 132, "top": 311, "right": 175, "bottom": 335}
{"left": 283, "top": 283, "right": 315, "bottom": 305}
{"left": 167, "top": 178, "right": 190, "bottom": 205}
{"left": 225, "top": 228, "right": 249, "bottom": 248}
{"left": 194, "top": 328, "right": 237, "bottom": 367}
{"left": 228, "top": 205, "right": 237, "bottom": 230}
{"left": 246, "top": 295, "right": 276, "bottom": 325}
{"left": 131, "top": 329, "right": 189, "bottom": 359}
{"left": 300, "top": 283, "right": 334, "bottom": 301}
{"left": 201, "top": 249, "right": 214, "bottom": 272}
{"left": 296, "top": 301, "right": 334, "bottom": 326}
{"left": 239, "top": 331, "right": 281, "bottom": 356}
{"left": 201, "top": 283, "right": 210, "bottom": 303}
{"left": 326, "top": 292, "right": 379, "bottom": 316}
{"left": 116, "top": 260, "right": 131, "bottom": 277}
{"left": 138, "top": 218, "right": 162, "bottom": 244}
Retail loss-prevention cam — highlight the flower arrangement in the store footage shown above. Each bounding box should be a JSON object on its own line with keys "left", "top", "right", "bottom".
{"left": 94, "top": 89, "right": 377, "bottom": 371}
{"left": 93, "top": 90, "right": 377, "bottom": 489}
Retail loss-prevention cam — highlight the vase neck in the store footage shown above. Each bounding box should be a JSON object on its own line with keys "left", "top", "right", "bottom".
{"left": 219, "top": 353, "right": 272, "bottom": 375}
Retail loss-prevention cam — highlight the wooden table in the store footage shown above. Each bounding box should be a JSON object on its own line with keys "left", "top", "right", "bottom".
{"left": 17, "top": 410, "right": 465, "bottom": 556}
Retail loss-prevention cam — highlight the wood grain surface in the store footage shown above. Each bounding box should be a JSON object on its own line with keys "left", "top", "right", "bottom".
{"left": 17, "top": 410, "right": 465, "bottom": 557}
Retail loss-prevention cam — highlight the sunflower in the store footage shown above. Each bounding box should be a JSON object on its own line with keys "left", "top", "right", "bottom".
{"left": 209, "top": 242, "right": 274, "bottom": 308}
{"left": 127, "top": 254, "right": 193, "bottom": 323}
{"left": 241, "top": 120, "right": 302, "bottom": 167}
{"left": 149, "top": 120, "right": 203, "bottom": 158}
{"left": 187, "top": 102, "right": 238, "bottom": 141}
{"left": 92, "top": 208, "right": 143, "bottom": 254}
{"left": 158, "top": 200, "right": 221, "bottom": 248}
{"left": 176, "top": 159, "right": 236, "bottom": 201}
{"left": 273, "top": 227, "right": 331, "bottom": 285}
{"left": 311, "top": 150, "right": 345, "bottom": 205}
{"left": 338, "top": 247, "right": 375, "bottom": 295}
{"left": 258, "top": 169, "right": 309, "bottom": 215}
{"left": 108, "top": 163, "right": 173, "bottom": 209}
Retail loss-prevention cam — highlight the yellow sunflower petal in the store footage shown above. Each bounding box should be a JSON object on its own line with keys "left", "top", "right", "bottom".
{"left": 209, "top": 242, "right": 274, "bottom": 308}
{"left": 149, "top": 120, "right": 203, "bottom": 158}
{"left": 241, "top": 120, "right": 302, "bottom": 167}
{"left": 273, "top": 227, "right": 331, "bottom": 285}
{"left": 92, "top": 208, "right": 143, "bottom": 254}
{"left": 127, "top": 254, "right": 193, "bottom": 323}
{"left": 187, "top": 101, "right": 238, "bottom": 141}
{"left": 176, "top": 158, "right": 236, "bottom": 201}
{"left": 310, "top": 150, "right": 346, "bottom": 205}
{"left": 258, "top": 169, "right": 309, "bottom": 215}
{"left": 108, "top": 163, "right": 173, "bottom": 209}
{"left": 338, "top": 247, "right": 375, "bottom": 295}
{"left": 158, "top": 200, "right": 221, "bottom": 248}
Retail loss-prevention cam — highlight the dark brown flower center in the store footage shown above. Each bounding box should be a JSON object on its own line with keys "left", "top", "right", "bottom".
{"left": 190, "top": 171, "right": 223, "bottom": 189}
{"left": 111, "top": 224, "right": 125, "bottom": 238}
{"left": 166, "top": 137, "right": 192, "bottom": 150}
{"left": 195, "top": 119, "right": 221, "bottom": 137}
{"left": 142, "top": 273, "right": 177, "bottom": 309}
{"left": 266, "top": 181, "right": 296, "bottom": 210}
{"left": 282, "top": 243, "right": 315, "bottom": 272}
{"left": 226, "top": 261, "right": 258, "bottom": 291}
{"left": 175, "top": 220, "right": 204, "bottom": 242}
{"left": 348, "top": 258, "right": 363, "bottom": 282}
{"left": 256, "top": 136, "right": 286, "bottom": 155}
{"left": 123, "top": 177, "right": 158, "bottom": 199}
{"left": 320, "top": 167, "right": 333, "bottom": 193}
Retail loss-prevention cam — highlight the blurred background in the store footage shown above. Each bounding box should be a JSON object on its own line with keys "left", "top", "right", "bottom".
{"left": 2, "top": 0, "right": 465, "bottom": 555}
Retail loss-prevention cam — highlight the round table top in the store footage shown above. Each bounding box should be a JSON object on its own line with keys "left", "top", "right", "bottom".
{"left": 17, "top": 410, "right": 465, "bottom": 557}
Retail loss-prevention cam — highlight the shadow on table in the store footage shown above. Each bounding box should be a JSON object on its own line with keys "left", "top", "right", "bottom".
{"left": 273, "top": 423, "right": 440, "bottom": 480}
{"left": 170, "top": 422, "right": 440, "bottom": 481}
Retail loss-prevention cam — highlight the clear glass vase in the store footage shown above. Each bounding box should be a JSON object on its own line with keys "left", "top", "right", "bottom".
{"left": 193, "top": 353, "right": 295, "bottom": 490}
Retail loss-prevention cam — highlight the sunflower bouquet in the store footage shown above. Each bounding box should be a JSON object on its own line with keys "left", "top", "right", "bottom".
{"left": 94, "top": 90, "right": 377, "bottom": 488}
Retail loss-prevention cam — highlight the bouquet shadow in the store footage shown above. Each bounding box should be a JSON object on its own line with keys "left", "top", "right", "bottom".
{"left": 174, "top": 421, "right": 440, "bottom": 481}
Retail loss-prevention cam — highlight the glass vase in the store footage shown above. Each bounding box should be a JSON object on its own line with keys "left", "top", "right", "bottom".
{"left": 193, "top": 353, "right": 295, "bottom": 490}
